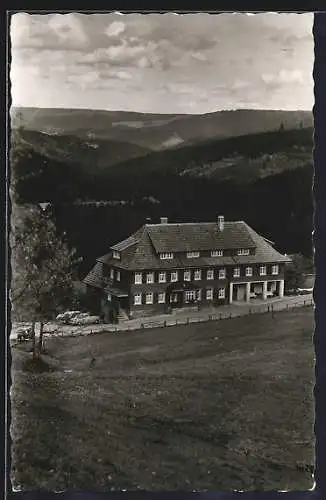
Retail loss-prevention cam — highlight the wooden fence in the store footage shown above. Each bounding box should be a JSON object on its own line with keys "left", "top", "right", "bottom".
{"left": 37, "top": 297, "right": 313, "bottom": 339}
{"left": 136, "top": 298, "right": 314, "bottom": 332}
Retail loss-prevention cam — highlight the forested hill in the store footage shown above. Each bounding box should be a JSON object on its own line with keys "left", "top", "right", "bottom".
{"left": 49, "top": 162, "right": 313, "bottom": 276}
{"left": 12, "top": 126, "right": 313, "bottom": 203}
{"left": 12, "top": 128, "right": 151, "bottom": 171}
{"left": 104, "top": 126, "right": 313, "bottom": 184}
{"left": 12, "top": 124, "right": 314, "bottom": 273}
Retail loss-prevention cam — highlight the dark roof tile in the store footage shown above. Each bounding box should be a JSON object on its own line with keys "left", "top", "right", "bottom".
{"left": 146, "top": 222, "right": 256, "bottom": 253}
{"left": 85, "top": 220, "right": 291, "bottom": 278}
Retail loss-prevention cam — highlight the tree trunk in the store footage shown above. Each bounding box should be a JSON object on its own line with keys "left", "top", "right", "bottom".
{"left": 37, "top": 321, "right": 44, "bottom": 356}
{"left": 31, "top": 320, "right": 36, "bottom": 360}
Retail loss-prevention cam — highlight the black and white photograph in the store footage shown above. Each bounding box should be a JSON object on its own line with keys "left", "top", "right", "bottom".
{"left": 9, "top": 11, "right": 315, "bottom": 491}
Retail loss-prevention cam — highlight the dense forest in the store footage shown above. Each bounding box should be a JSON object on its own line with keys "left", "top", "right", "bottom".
{"left": 11, "top": 126, "right": 314, "bottom": 277}
{"left": 50, "top": 164, "right": 313, "bottom": 276}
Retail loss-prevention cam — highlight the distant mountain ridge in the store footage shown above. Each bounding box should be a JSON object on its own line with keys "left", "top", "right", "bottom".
{"left": 11, "top": 106, "right": 313, "bottom": 152}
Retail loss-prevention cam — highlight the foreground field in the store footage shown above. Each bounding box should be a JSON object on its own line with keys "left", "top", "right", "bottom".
{"left": 11, "top": 306, "right": 315, "bottom": 491}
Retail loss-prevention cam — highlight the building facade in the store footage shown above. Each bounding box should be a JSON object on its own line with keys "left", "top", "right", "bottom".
{"left": 84, "top": 216, "right": 291, "bottom": 322}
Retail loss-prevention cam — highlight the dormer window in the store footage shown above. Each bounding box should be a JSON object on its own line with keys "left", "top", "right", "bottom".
{"left": 211, "top": 250, "right": 223, "bottom": 257}
{"left": 160, "top": 252, "right": 174, "bottom": 260}
{"left": 187, "top": 251, "right": 200, "bottom": 258}
{"left": 113, "top": 250, "right": 120, "bottom": 260}
{"left": 237, "top": 249, "right": 250, "bottom": 256}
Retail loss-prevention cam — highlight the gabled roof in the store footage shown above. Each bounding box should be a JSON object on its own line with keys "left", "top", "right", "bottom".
{"left": 111, "top": 227, "right": 143, "bottom": 252}
{"left": 83, "top": 261, "right": 128, "bottom": 296}
{"left": 236, "top": 223, "right": 291, "bottom": 265}
{"left": 83, "top": 261, "right": 104, "bottom": 288}
{"left": 88, "top": 220, "right": 291, "bottom": 273}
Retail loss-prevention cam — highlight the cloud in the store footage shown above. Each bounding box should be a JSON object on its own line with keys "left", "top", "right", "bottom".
{"left": 163, "top": 82, "right": 195, "bottom": 95}
{"left": 11, "top": 13, "right": 90, "bottom": 51}
{"left": 113, "top": 70, "right": 132, "bottom": 80}
{"left": 231, "top": 79, "right": 250, "bottom": 90}
{"left": 105, "top": 21, "right": 125, "bottom": 37}
{"left": 262, "top": 69, "right": 305, "bottom": 86}
{"left": 48, "top": 14, "right": 89, "bottom": 48}
{"left": 76, "top": 40, "right": 160, "bottom": 69}
{"left": 10, "top": 12, "right": 313, "bottom": 113}
{"left": 11, "top": 13, "right": 53, "bottom": 49}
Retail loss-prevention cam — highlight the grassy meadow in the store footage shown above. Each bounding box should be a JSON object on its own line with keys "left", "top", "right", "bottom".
{"left": 10, "top": 306, "right": 315, "bottom": 491}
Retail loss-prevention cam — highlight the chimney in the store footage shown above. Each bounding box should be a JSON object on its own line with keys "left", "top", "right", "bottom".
{"left": 217, "top": 215, "right": 224, "bottom": 231}
{"left": 145, "top": 217, "right": 152, "bottom": 224}
{"left": 160, "top": 217, "right": 168, "bottom": 224}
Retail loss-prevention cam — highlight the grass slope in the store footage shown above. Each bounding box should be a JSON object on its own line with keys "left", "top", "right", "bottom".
{"left": 11, "top": 307, "right": 314, "bottom": 491}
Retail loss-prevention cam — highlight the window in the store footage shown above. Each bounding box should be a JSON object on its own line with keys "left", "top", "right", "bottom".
{"left": 218, "top": 288, "right": 225, "bottom": 299}
{"left": 206, "top": 288, "right": 213, "bottom": 300}
{"left": 113, "top": 250, "right": 120, "bottom": 259}
{"left": 171, "top": 271, "right": 178, "bottom": 282}
{"left": 272, "top": 265, "right": 279, "bottom": 275}
{"left": 158, "top": 272, "right": 166, "bottom": 283}
{"left": 187, "top": 251, "right": 200, "bottom": 258}
{"left": 158, "top": 292, "right": 166, "bottom": 304}
{"left": 259, "top": 265, "right": 267, "bottom": 276}
{"left": 110, "top": 268, "right": 114, "bottom": 280}
{"left": 145, "top": 292, "right": 153, "bottom": 304}
{"left": 194, "top": 269, "right": 202, "bottom": 280}
{"left": 197, "top": 289, "right": 202, "bottom": 300}
{"left": 237, "top": 249, "right": 250, "bottom": 256}
{"left": 233, "top": 267, "right": 240, "bottom": 278}
{"left": 245, "top": 266, "right": 253, "bottom": 277}
{"left": 146, "top": 272, "right": 154, "bottom": 284}
{"left": 160, "top": 252, "right": 174, "bottom": 260}
{"left": 134, "top": 272, "right": 142, "bottom": 284}
{"left": 211, "top": 250, "right": 223, "bottom": 257}
{"left": 134, "top": 293, "right": 142, "bottom": 305}
{"left": 219, "top": 268, "right": 226, "bottom": 279}
{"left": 107, "top": 293, "right": 112, "bottom": 302}
{"left": 185, "top": 290, "right": 197, "bottom": 302}
{"left": 116, "top": 270, "right": 121, "bottom": 281}
{"left": 207, "top": 269, "right": 214, "bottom": 280}
{"left": 184, "top": 270, "right": 191, "bottom": 281}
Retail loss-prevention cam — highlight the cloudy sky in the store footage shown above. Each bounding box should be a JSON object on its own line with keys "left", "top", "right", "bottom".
{"left": 10, "top": 12, "right": 314, "bottom": 114}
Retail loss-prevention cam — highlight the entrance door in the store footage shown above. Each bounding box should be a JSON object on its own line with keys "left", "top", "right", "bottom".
{"left": 235, "top": 284, "right": 246, "bottom": 301}
{"left": 170, "top": 292, "right": 182, "bottom": 307}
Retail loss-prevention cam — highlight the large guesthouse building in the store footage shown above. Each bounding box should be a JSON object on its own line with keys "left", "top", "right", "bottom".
{"left": 84, "top": 216, "right": 291, "bottom": 322}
